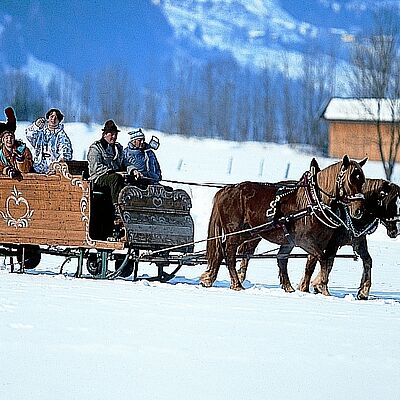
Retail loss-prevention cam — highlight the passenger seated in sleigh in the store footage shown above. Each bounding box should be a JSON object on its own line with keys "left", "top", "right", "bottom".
{"left": 123, "top": 128, "right": 163, "bottom": 190}
{"left": 87, "top": 121, "right": 165, "bottom": 240}
{"left": 0, "top": 107, "right": 33, "bottom": 180}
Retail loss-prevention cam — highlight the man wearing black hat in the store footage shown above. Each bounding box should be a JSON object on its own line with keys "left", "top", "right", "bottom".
{"left": 87, "top": 120, "right": 139, "bottom": 239}
{"left": 87, "top": 120, "right": 126, "bottom": 203}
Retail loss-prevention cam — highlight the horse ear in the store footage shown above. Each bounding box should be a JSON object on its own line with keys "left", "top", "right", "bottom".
{"left": 358, "top": 157, "right": 368, "bottom": 167}
{"left": 341, "top": 154, "right": 350, "bottom": 169}
{"left": 310, "top": 157, "right": 321, "bottom": 173}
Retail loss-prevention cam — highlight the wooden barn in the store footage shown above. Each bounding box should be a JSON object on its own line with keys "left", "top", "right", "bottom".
{"left": 322, "top": 97, "right": 400, "bottom": 161}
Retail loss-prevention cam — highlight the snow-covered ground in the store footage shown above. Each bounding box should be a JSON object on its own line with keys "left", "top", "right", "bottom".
{"left": 1, "top": 123, "right": 399, "bottom": 400}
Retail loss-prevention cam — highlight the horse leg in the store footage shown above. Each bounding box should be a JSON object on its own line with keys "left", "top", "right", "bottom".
{"left": 312, "top": 259, "right": 332, "bottom": 296}
{"left": 312, "top": 256, "right": 336, "bottom": 296}
{"left": 277, "top": 244, "right": 295, "bottom": 292}
{"left": 226, "top": 240, "right": 244, "bottom": 291}
{"left": 311, "top": 241, "right": 340, "bottom": 296}
{"left": 200, "top": 240, "right": 224, "bottom": 288}
{"left": 298, "top": 255, "right": 318, "bottom": 292}
{"left": 237, "top": 258, "right": 249, "bottom": 284}
{"left": 237, "top": 238, "right": 261, "bottom": 283}
{"left": 354, "top": 238, "right": 372, "bottom": 300}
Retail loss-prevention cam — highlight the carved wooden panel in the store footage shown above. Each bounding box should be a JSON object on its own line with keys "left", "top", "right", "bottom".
{"left": 0, "top": 162, "right": 123, "bottom": 250}
{"left": 119, "top": 185, "right": 194, "bottom": 252}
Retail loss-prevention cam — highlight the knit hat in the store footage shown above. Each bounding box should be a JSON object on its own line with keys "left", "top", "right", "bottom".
{"left": 102, "top": 120, "right": 120, "bottom": 133}
{"left": 128, "top": 128, "right": 145, "bottom": 140}
{"left": 0, "top": 107, "right": 16, "bottom": 135}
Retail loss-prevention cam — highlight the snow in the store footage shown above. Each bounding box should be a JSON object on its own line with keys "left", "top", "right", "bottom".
{"left": 158, "top": 0, "right": 311, "bottom": 77}
{"left": 1, "top": 122, "right": 400, "bottom": 400}
{"left": 323, "top": 97, "right": 400, "bottom": 122}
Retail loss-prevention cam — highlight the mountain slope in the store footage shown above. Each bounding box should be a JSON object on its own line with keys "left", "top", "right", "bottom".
{"left": 0, "top": 0, "right": 390, "bottom": 80}
{"left": 154, "top": 0, "right": 389, "bottom": 77}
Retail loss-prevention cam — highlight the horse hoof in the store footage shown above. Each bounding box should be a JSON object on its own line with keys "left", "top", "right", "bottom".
{"left": 230, "top": 284, "right": 244, "bottom": 291}
{"left": 199, "top": 275, "right": 213, "bottom": 288}
{"left": 283, "top": 285, "right": 295, "bottom": 293}
{"left": 356, "top": 292, "right": 369, "bottom": 300}
{"left": 313, "top": 284, "right": 330, "bottom": 296}
{"left": 297, "top": 283, "right": 309, "bottom": 292}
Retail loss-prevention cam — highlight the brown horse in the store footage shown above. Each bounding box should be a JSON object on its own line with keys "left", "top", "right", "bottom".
{"left": 200, "top": 155, "right": 367, "bottom": 292}
{"left": 298, "top": 178, "right": 400, "bottom": 299}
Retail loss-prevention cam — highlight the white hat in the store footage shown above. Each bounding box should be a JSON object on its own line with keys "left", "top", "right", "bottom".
{"left": 129, "top": 129, "right": 145, "bottom": 140}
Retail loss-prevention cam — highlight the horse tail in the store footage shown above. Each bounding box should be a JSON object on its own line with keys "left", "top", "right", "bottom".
{"left": 206, "top": 192, "right": 224, "bottom": 264}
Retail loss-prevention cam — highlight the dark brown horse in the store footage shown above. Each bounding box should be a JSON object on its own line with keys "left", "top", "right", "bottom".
{"left": 298, "top": 178, "right": 400, "bottom": 299}
{"left": 200, "top": 155, "right": 367, "bottom": 292}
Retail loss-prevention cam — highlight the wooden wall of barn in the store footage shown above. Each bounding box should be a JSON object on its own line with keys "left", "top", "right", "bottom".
{"left": 328, "top": 121, "right": 399, "bottom": 161}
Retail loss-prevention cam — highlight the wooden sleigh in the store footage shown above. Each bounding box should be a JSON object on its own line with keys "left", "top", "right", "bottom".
{"left": 0, "top": 161, "right": 194, "bottom": 279}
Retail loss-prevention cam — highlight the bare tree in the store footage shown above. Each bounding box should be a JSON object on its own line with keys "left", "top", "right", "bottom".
{"left": 260, "top": 67, "right": 277, "bottom": 143}
{"left": 348, "top": 7, "right": 400, "bottom": 179}
{"left": 80, "top": 74, "right": 93, "bottom": 124}
{"left": 96, "top": 65, "right": 136, "bottom": 126}
{"left": 142, "top": 84, "right": 159, "bottom": 130}
{"left": 300, "top": 44, "right": 336, "bottom": 152}
{"left": 5, "top": 71, "right": 45, "bottom": 121}
{"left": 281, "top": 54, "right": 299, "bottom": 144}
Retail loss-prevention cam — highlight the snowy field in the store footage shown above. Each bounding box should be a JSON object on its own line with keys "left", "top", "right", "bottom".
{"left": 1, "top": 122, "right": 400, "bottom": 400}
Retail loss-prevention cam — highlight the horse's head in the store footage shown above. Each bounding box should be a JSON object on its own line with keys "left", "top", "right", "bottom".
{"left": 318, "top": 155, "right": 367, "bottom": 219}
{"left": 366, "top": 179, "right": 400, "bottom": 238}
{"left": 336, "top": 155, "right": 367, "bottom": 219}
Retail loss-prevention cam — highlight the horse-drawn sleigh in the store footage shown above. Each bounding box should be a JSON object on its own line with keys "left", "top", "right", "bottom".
{"left": 0, "top": 155, "right": 398, "bottom": 300}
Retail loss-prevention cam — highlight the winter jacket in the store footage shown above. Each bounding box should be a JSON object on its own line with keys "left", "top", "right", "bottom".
{"left": 123, "top": 142, "right": 162, "bottom": 184}
{"left": 25, "top": 122, "right": 73, "bottom": 173}
{"left": 0, "top": 140, "right": 33, "bottom": 177}
{"left": 87, "top": 139, "right": 128, "bottom": 183}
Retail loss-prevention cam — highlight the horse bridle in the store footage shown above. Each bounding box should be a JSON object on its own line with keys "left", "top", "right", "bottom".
{"left": 380, "top": 194, "right": 400, "bottom": 225}
{"left": 316, "top": 164, "right": 365, "bottom": 204}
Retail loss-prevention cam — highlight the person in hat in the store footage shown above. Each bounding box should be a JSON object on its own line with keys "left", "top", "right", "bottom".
{"left": 87, "top": 119, "right": 137, "bottom": 201}
{"left": 124, "top": 128, "right": 162, "bottom": 188}
{"left": 0, "top": 107, "right": 33, "bottom": 180}
{"left": 87, "top": 120, "right": 140, "bottom": 239}
{"left": 25, "top": 108, "right": 73, "bottom": 173}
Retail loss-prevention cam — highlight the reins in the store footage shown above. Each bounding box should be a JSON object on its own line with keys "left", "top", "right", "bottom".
{"left": 140, "top": 163, "right": 367, "bottom": 258}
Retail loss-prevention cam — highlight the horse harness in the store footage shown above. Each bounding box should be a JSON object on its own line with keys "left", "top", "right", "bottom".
{"left": 252, "top": 165, "right": 365, "bottom": 244}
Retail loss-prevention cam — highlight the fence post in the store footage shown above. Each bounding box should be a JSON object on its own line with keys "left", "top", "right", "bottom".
{"left": 285, "top": 162, "right": 290, "bottom": 178}
{"left": 227, "top": 157, "right": 233, "bottom": 175}
{"left": 259, "top": 159, "right": 264, "bottom": 177}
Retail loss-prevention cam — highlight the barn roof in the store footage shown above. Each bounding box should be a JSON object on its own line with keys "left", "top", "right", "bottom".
{"left": 322, "top": 97, "right": 400, "bottom": 122}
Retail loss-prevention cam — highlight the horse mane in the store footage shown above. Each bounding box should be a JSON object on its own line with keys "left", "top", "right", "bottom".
{"left": 364, "top": 179, "right": 386, "bottom": 196}
{"left": 296, "top": 160, "right": 342, "bottom": 210}
{"left": 364, "top": 178, "right": 399, "bottom": 209}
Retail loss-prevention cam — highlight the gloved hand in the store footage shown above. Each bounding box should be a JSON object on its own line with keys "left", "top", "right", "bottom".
{"left": 131, "top": 169, "right": 143, "bottom": 179}
{"left": 6, "top": 167, "right": 22, "bottom": 181}
{"left": 35, "top": 117, "right": 45, "bottom": 129}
